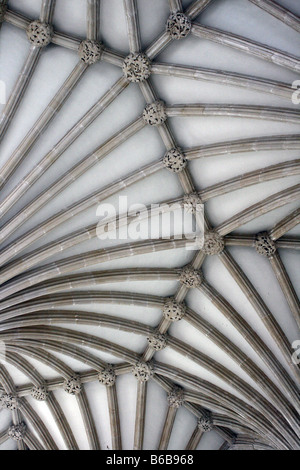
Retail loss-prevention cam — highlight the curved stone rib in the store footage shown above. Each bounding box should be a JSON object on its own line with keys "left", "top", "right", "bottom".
{"left": 5, "top": 343, "right": 74, "bottom": 379}
{"left": 145, "top": 32, "right": 173, "bottom": 61}
{"left": 0, "top": 62, "right": 88, "bottom": 189}
{"left": 218, "top": 249, "right": 300, "bottom": 383}
{"left": 186, "top": 135, "right": 300, "bottom": 160}
{"left": 4, "top": 351, "right": 73, "bottom": 444}
{"left": 0, "top": 326, "right": 141, "bottom": 364}
{"left": 50, "top": 30, "right": 81, "bottom": 49}
{"left": 107, "top": 384, "right": 122, "bottom": 450}
{"left": 269, "top": 252, "right": 300, "bottom": 329}
{"left": 0, "top": 430, "right": 9, "bottom": 446}
{"left": 249, "top": 0, "right": 300, "bottom": 33}
{"left": 0, "top": 238, "right": 186, "bottom": 299}
{"left": 166, "top": 104, "right": 300, "bottom": 123}
{"left": 20, "top": 399, "right": 58, "bottom": 450}
{"left": 185, "top": 426, "right": 203, "bottom": 450}
{"left": 0, "top": 311, "right": 154, "bottom": 337}
{"left": 215, "top": 184, "right": 300, "bottom": 236}
{"left": 191, "top": 23, "right": 300, "bottom": 72}
{"left": 184, "top": 0, "right": 214, "bottom": 19}
{"left": 101, "top": 49, "right": 125, "bottom": 67}
{"left": 168, "top": 0, "right": 182, "bottom": 13}
{"left": 270, "top": 207, "right": 300, "bottom": 240}
{"left": 200, "top": 160, "right": 300, "bottom": 201}
{"left": 87, "top": 0, "right": 99, "bottom": 41}
{"left": 138, "top": 84, "right": 177, "bottom": 177}
{"left": 4, "top": 351, "right": 44, "bottom": 387}
{"left": 212, "top": 417, "right": 259, "bottom": 441}
{"left": 0, "top": 291, "right": 165, "bottom": 321}
{"left": 133, "top": 380, "right": 147, "bottom": 450}
{"left": 158, "top": 404, "right": 178, "bottom": 450}
{"left": 1, "top": 0, "right": 300, "bottom": 451}
{"left": 0, "top": 47, "right": 42, "bottom": 142}
{"left": 166, "top": 12, "right": 192, "bottom": 40}
{"left": 23, "top": 429, "right": 45, "bottom": 450}
{"left": 124, "top": 0, "right": 141, "bottom": 54}
{"left": 76, "top": 387, "right": 101, "bottom": 449}
{"left": 4, "top": 8, "right": 31, "bottom": 29}
{"left": 40, "top": 0, "right": 56, "bottom": 24}
{"left": 0, "top": 268, "right": 179, "bottom": 311}
{"left": 228, "top": 437, "right": 274, "bottom": 451}
{"left": 0, "top": 364, "right": 17, "bottom": 392}
{"left": 10, "top": 339, "right": 107, "bottom": 378}
{"left": 199, "top": 281, "right": 300, "bottom": 413}
{"left": 151, "top": 63, "right": 294, "bottom": 100}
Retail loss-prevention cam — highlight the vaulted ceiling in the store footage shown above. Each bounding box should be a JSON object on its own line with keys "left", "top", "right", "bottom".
{"left": 0, "top": 0, "right": 299, "bottom": 450}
